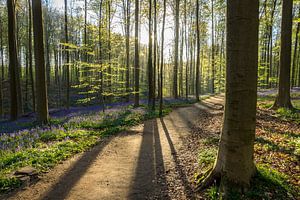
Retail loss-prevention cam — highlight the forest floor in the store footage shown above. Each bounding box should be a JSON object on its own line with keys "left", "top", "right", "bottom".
{"left": 1, "top": 90, "right": 300, "bottom": 200}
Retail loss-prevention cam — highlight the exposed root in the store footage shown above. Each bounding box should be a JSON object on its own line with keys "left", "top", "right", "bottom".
{"left": 194, "top": 167, "right": 220, "bottom": 192}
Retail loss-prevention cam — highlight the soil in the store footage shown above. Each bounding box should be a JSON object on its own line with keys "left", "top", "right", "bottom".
{"left": 1, "top": 96, "right": 226, "bottom": 200}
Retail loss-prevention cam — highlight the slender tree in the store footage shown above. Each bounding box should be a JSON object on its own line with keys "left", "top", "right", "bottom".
{"left": 159, "top": 0, "right": 166, "bottom": 116}
{"left": 148, "top": 0, "right": 153, "bottom": 107}
{"left": 134, "top": 0, "right": 139, "bottom": 107}
{"left": 0, "top": 14, "right": 3, "bottom": 117}
{"left": 273, "top": 0, "right": 293, "bottom": 109}
{"left": 32, "top": 0, "right": 49, "bottom": 123}
{"left": 152, "top": 0, "right": 157, "bottom": 110}
{"left": 195, "top": 0, "right": 200, "bottom": 101}
{"left": 211, "top": 0, "right": 215, "bottom": 93}
{"left": 197, "top": 0, "right": 259, "bottom": 196}
{"left": 64, "top": 0, "right": 70, "bottom": 109}
{"left": 28, "top": 0, "right": 36, "bottom": 112}
{"left": 173, "top": 0, "right": 179, "bottom": 98}
{"left": 125, "top": 0, "right": 130, "bottom": 102}
{"left": 292, "top": 9, "right": 300, "bottom": 87}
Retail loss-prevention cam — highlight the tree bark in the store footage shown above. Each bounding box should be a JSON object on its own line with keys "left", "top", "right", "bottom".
{"left": 134, "top": 0, "right": 140, "bottom": 107}
{"left": 273, "top": 0, "right": 293, "bottom": 109}
{"left": 28, "top": 0, "right": 35, "bottom": 112}
{"left": 173, "top": 0, "right": 179, "bottom": 98}
{"left": 7, "top": 0, "right": 19, "bottom": 120}
{"left": 195, "top": 0, "right": 200, "bottom": 101}
{"left": 198, "top": 0, "right": 259, "bottom": 196}
{"left": 291, "top": 9, "right": 300, "bottom": 88}
{"left": 159, "top": 0, "right": 166, "bottom": 116}
{"left": 148, "top": 0, "right": 153, "bottom": 107}
{"left": 64, "top": 0, "right": 70, "bottom": 109}
{"left": 32, "top": 0, "right": 49, "bottom": 124}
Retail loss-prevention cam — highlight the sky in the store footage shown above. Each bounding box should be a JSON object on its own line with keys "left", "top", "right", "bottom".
{"left": 51, "top": 0, "right": 174, "bottom": 55}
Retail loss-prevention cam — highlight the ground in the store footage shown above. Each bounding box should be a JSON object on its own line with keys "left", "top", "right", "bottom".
{"left": 1, "top": 91, "right": 299, "bottom": 200}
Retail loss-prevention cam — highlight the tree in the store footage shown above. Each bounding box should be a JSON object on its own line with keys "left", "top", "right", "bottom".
{"left": 273, "top": 0, "right": 293, "bottom": 109}
{"left": 173, "top": 0, "right": 179, "bottom": 98}
{"left": 292, "top": 9, "right": 300, "bottom": 87}
{"left": 195, "top": 0, "right": 200, "bottom": 101}
{"left": 197, "top": 0, "right": 259, "bottom": 196}
{"left": 28, "top": 0, "right": 36, "bottom": 112}
{"left": 211, "top": 0, "right": 215, "bottom": 93}
{"left": 0, "top": 12, "right": 3, "bottom": 117}
{"left": 134, "top": 0, "right": 139, "bottom": 107}
{"left": 159, "top": 0, "right": 166, "bottom": 116}
{"left": 64, "top": 0, "right": 70, "bottom": 109}
{"left": 7, "top": 0, "right": 19, "bottom": 120}
{"left": 32, "top": 0, "right": 49, "bottom": 123}
{"left": 124, "top": 0, "right": 130, "bottom": 102}
{"left": 152, "top": 0, "right": 157, "bottom": 110}
{"left": 147, "top": 0, "right": 154, "bottom": 108}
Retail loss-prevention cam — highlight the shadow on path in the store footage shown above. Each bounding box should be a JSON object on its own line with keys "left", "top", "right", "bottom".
{"left": 41, "top": 137, "right": 112, "bottom": 200}
{"left": 160, "top": 118, "right": 196, "bottom": 200}
{"left": 128, "top": 119, "right": 169, "bottom": 200}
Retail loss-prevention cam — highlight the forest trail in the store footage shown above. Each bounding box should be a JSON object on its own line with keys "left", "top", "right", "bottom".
{"left": 5, "top": 96, "right": 224, "bottom": 200}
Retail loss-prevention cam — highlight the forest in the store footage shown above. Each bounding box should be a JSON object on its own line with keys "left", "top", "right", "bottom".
{"left": 0, "top": 0, "right": 299, "bottom": 199}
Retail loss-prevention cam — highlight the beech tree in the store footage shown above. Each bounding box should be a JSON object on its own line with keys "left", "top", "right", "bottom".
{"left": 134, "top": 0, "right": 139, "bottom": 107}
{"left": 7, "top": 0, "right": 19, "bottom": 120}
{"left": 273, "top": 0, "right": 293, "bottom": 109}
{"left": 198, "top": 0, "right": 259, "bottom": 196}
{"left": 32, "top": 0, "right": 49, "bottom": 123}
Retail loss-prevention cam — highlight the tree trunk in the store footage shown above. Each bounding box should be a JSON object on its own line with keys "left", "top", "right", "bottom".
{"left": 159, "top": 0, "right": 166, "bottom": 116}
{"left": 152, "top": 0, "right": 157, "bottom": 110}
{"left": 32, "top": 0, "right": 49, "bottom": 124}
{"left": 211, "top": 0, "right": 215, "bottom": 94}
{"left": 125, "top": 0, "right": 130, "bottom": 102}
{"left": 134, "top": 0, "right": 140, "bottom": 107}
{"left": 0, "top": 15, "right": 3, "bottom": 117}
{"left": 173, "top": 0, "right": 179, "bottom": 98}
{"left": 28, "top": 0, "right": 35, "bottom": 112}
{"left": 148, "top": 0, "right": 153, "bottom": 107}
{"left": 195, "top": 0, "right": 200, "bottom": 101}
{"left": 273, "top": 0, "right": 293, "bottom": 109}
{"left": 64, "top": 0, "right": 70, "bottom": 109}
{"left": 7, "top": 0, "right": 19, "bottom": 120}
{"left": 198, "top": 0, "right": 259, "bottom": 196}
{"left": 291, "top": 9, "right": 300, "bottom": 88}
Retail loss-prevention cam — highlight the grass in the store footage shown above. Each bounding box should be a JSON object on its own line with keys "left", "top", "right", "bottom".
{"left": 206, "top": 165, "right": 296, "bottom": 200}
{"left": 0, "top": 99, "right": 194, "bottom": 193}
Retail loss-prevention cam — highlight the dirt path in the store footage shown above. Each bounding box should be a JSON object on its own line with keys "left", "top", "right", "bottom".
{"left": 3, "top": 97, "right": 225, "bottom": 200}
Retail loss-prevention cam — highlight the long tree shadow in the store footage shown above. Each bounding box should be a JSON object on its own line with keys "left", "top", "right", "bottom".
{"left": 40, "top": 137, "right": 113, "bottom": 200}
{"left": 160, "top": 118, "right": 196, "bottom": 200}
{"left": 128, "top": 119, "right": 169, "bottom": 200}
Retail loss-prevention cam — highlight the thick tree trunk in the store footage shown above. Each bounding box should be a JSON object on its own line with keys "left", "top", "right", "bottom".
{"left": 32, "top": 0, "right": 49, "bottom": 124}
{"left": 134, "top": 0, "right": 140, "bottom": 107}
{"left": 7, "top": 0, "right": 19, "bottom": 120}
{"left": 273, "top": 0, "right": 293, "bottom": 109}
{"left": 198, "top": 0, "right": 259, "bottom": 196}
